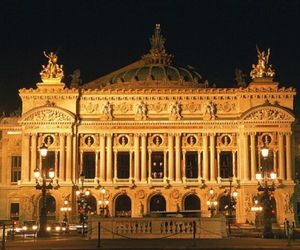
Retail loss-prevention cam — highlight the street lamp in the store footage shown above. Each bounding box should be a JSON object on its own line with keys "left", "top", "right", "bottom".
{"left": 227, "top": 177, "right": 238, "bottom": 234}
{"left": 98, "top": 187, "right": 109, "bottom": 217}
{"left": 207, "top": 188, "right": 218, "bottom": 217}
{"left": 76, "top": 172, "right": 90, "bottom": 236}
{"left": 34, "top": 143, "right": 55, "bottom": 238}
{"left": 60, "top": 198, "right": 72, "bottom": 224}
{"left": 256, "top": 145, "right": 277, "bottom": 239}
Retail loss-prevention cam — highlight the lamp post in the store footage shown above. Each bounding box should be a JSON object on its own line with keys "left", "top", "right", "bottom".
{"left": 60, "top": 198, "right": 72, "bottom": 224}
{"left": 98, "top": 187, "right": 109, "bottom": 217}
{"left": 34, "top": 143, "right": 55, "bottom": 238}
{"left": 256, "top": 145, "right": 276, "bottom": 239}
{"left": 227, "top": 177, "right": 238, "bottom": 234}
{"left": 207, "top": 188, "right": 218, "bottom": 217}
{"left": 76, "top": 172, "right": 90, "bottom": 236}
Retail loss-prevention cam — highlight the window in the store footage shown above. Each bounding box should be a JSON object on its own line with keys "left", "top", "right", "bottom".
{"left": 185, "top": 152, "right": 198, "bottom": 178}
{"left": 220, "top": 152, "right": 233, "bottom": 178}
{"left": 83, "top": 152, "right": 96, "bottom": 179}
{"left": 11, "top": 156, "right": 21, "bottom": 183}
{"left": 117, "top": 152, "right": 130, "bottom": 179}
{"left": 42, "top": 151, "right": 55, "bottom": 178}
{"left": 10, "top": 203, "right": 19, "bottom": 220}
{"left": 151, "top": 152, "right": 164, "bottom": 178}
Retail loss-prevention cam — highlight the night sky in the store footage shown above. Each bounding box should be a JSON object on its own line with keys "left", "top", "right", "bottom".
{"left": 1, "top": 0, "right": 300, "bottom": 114}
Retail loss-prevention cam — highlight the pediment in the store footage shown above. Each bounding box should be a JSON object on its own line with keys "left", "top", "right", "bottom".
{"left": 242, "top": 104, "right": 294, "bottom": 122}
{"left": 21, "top": 106, "right": 75, "bottom": 124}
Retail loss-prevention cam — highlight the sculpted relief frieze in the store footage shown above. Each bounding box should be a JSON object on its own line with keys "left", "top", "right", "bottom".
{"left": 244, "top": 107, "right": 293, "bottom": 121}
{"left": 22, "top": 108, "right": 74, "bottom": 123}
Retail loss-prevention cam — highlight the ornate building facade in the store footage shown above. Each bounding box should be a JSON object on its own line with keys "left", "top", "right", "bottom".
{"left": 0, "top": 25, "right": 298, "bottom": 226}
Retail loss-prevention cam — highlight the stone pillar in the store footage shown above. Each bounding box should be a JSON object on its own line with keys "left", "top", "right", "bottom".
{"left": 22, "top": 133, "right": 30, "bottom": 182}
{"left": 243, "top": 133, "right": 250, "bottom": 181}
{"left": 106, "top": 134, "right": 112, "bottom": 182}
{"left": 285, "top": 133, "right": 292, "bottom": 180}
{"left": 217, "top": 150, "right": 220, "bottom": 180}
{"left": 182, "top": 151, "right": 186, "bottom": 179}
{"left": 232, "top": 151, "right": 236, "bottom": 178}
{"left": 114, "top": 151, "right": 117, "bottom": 180}
{"left": 175, "top": 134, "right": 181, "bottom": 182}
{"left": 198, "top": 150, "right": 202, "bottom": 179}
{"left": 59, "top": 134, "right": 65, "bottom": 181}
{"left": 209, "top": 134, "right": 216, "bottom": 181}
{"left": 163, "top": 151, "right": 167, "bottom": 180}
{"left": 100, "top": 134, "right": 105, "bottom": 181}
{"left": 278, "top": 133, "right": 285, "bottom": 180}
{"left": 141, "top": 134, "right": 147, "bottom": 182}
{"left": 129, "top": 151, "right": 133, "bottom": 180}
{"left": 203, "top": 134, "right": 209, "bottom": 180}
{"left": 66, "top": 134, "right": 72, "bottom": 181}
{"left": 250, "top": 133, "right": 257, "bottom": 181}
{"left": 148, "top": 151, "right": 152, "bottom": 181}
{"left": 168, "top": 134, "right": 174, "bottom": 181}
{"left": 79, "top": 151, "right": 83, "bottom": 174}
{"left": 30, "top": 133, "right": 37, "bottom": 182}
{"left": 95, "top": 151, "right": 99, "bottom": 177}
{"left": 134, "top": 134, "right": 140, "bottom": 182}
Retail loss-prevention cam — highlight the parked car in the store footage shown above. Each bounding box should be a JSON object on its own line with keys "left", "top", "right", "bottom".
{"left": 46, "top": 222, "right": 67, "bottom": 235}
{"left": 21, "top": 220, "right": 38, "bottom": 236}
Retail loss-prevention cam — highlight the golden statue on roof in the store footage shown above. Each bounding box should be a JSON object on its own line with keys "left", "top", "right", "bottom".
{"left": 250, "top": 46, "right": 275, "bottom": 79}
{"left": 40, "top": 51, "right": 64, "bottom": 82}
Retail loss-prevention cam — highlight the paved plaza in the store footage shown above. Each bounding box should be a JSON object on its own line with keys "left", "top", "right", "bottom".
{"left": 2, "top": 236, "right": 300, "bottom": 250}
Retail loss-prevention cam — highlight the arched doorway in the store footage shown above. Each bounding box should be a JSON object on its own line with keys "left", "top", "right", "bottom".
{"left": 219, "top": 195, "right": 236, "bottom": 224}
{"left": 115, "top": 194, "right": 131, "bottom": 217}
{"left": 86, "top": 195, "right": 97, "bottom": 215}
{"left": 184, "top": 194, "right": 201, "bottom": 211}
{"left": 150, "top": 194, "right": 166, "bottom": 212}
{"left": 39, "top": 194, "right": 56, "bottom": 221}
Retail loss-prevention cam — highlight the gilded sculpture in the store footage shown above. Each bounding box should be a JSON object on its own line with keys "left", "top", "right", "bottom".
{"left": 250, "top": 47, "right": 275, "bottom": 79}
{"left": 40, "top": 51, "right": 64, "bottom": 82}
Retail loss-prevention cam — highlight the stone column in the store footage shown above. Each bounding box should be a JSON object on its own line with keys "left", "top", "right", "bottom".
{"left": 66, "top": 134, "right": 72, "bottom": 181}
{"left": 134, "top": 134, "right": 140, "bottom": 182}
{"left": 285, "top": 133, "right": 292, "bottom": 180}
{"left": 141, "top": 134, "right": 147, "bottom": 182}
{"left": 130, "top": 151, "right": 133, "bottom": 180}
{"left": 217, "top": 150, "right": 220, "bottom": 180}
{"left": 250, "top": 133, "right": 257, "bottom": 181}
{"left": 95, "top": 151, "right": 99, "bottom": 177}
{"left": 168, "top": 134, "right": 174, "bottom": 181}
{"left": 198, "top": 151, "right": 202, "bottom": 179}
{"left": 182, "top": 150, "right": 186, "bottom": 179}
{"left": 106, "top": 134, "right": 112, "bottom": 182}
{"left": 30, "top": 133, "right": 37, "bottom": 182}
{"left": 100, "top": 134, "right": 105, "bottom": 181}
{"left": 79, "top": 151, "right": 83, "bottom": 174}
{"left": 209, "top": 134, "right": 216, "bottom": 181}
{"left": 232, "top": 151, "right": 237, "bottom": 178}
{"left": 243, "top": 133, "right": 250, "bottom": 181}
{"left": 203, "top": 134, "right": 209, "bottom": 180}
{"left": 278, "top": 133, "right": 285, "bottom": 180}
{"left": 273, "top": 150, "right": 278, "bottom": 173}
{"left": 114, "top": 151, "right": 117, "bottom": 180}
{"left": 175, "top": 134, "right": 181, "bottom": 182}
{"left": 59, "top": 134, "right": 65, "bottom": 181}
{"left": 22, "top": 133, "right": 30, "bottom": 182}
{"left": 148, "top": 151, "right": 152, "bottom": 181}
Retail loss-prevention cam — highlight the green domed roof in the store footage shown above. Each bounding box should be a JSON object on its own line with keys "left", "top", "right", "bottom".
{"left": 109, "top": 64, "right": 203, "bottom": 84}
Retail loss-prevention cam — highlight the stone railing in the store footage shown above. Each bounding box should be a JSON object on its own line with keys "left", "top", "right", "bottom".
{"left": 88, "top": 216, "right": 227, "bottom": 239}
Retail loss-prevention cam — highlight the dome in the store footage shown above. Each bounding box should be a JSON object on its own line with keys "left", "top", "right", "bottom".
{"left": 83, "top": 24, "right": 209, "bottom": 89}
{"left": 109, "top": 64, "right": 203, "bottom": 84}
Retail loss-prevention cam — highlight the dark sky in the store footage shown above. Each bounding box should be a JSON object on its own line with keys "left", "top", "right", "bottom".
{"left": 1, "top": 0, "right": 300, "bottom": 113}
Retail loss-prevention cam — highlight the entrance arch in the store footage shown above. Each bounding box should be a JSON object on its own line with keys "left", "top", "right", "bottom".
{"left": 86, "top": 195, "right": 97, "bottom": 214}
{"left": 39, "top": 194, "right": 56, "bottom": 221}
{"left": 115, "top": 194, "right": 131, "bottom": 217}
{"left": 150, "top": 194, "right": 166, "bottom": 212}
{"left": 184, "top": 194, "right": 200, "bottom": 211}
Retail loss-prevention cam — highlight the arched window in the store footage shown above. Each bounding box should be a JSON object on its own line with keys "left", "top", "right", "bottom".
{"left": 184, "top": 194, "right": 200, "bottom": 211}
{"left": 150, "top": 194, "right": 166, "bottom": 212}
{"left": 115, "top": 194, "right": 131, "bottom": 217}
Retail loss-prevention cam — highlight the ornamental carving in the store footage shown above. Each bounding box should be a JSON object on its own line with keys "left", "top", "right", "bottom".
{"left": 203, "top": 101, "right": 217, "bottom": 120}
{"left": 117, "top": 102, "right": 131, "bottom": 113}
{"left": 83, "top": 103, "right": 99, "bottom": 113}
{"left": 40, "top": 51, "right": 64, "bottom": 82}
{"left": 150, "top": 102, "right": 166, "bottom": 113}
{"left": 250, "top": 47, "right": 275, "bottom": 79}
{"left": 169, "top": 102, "right": 181, "bottom": 120}
{"left": 135, "top": 101, "right": 147, "bottom": 120}
{"left": 102, "top": 101, "right": 113, "bottom": 120}
{"left": 24, "top": 109, "right": 73, "bottom": 122}
{"left": 244, "top": 108, "right": 289, "bottom": 121}
{"left": 186, "top": 102, "right": 200, "bottom": 113}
